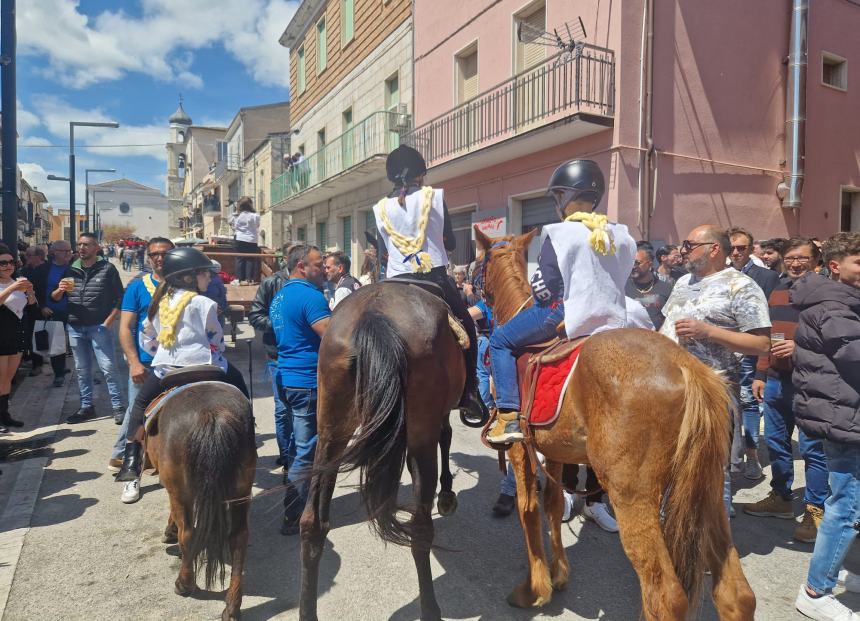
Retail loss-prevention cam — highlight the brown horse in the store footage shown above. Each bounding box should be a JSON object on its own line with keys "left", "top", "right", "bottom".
{"left": 144, "top": 382, "right": 257, "bottom": 621}
{"left": 474, "top": 227, "right": 755, "bottom": 620}
{"left": 298, "top": 282, "right": 465, "bottom": 621}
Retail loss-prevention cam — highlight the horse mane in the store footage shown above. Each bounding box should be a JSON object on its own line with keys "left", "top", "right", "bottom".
{"left": 484, "top": 241, "right": 534, "bottom": 325}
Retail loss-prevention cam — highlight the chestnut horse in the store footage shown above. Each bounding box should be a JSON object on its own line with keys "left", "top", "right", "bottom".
{"left": 145, "top": 382, "right": 257, "bottom": 621}
{"left": 474, "top": 228, "right": 755, "bottom": 620}
{"left": 298, "top": 282, "right": 464, "bottom": 621}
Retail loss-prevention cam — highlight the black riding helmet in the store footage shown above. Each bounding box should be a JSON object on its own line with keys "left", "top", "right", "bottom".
{"left": 386, "top": 144, "right": 427, "bottom": 186}
{"left": 547, "top": 159, "right": 605, "bottom": 218}
{"left": 161, "top": 247, "right": 215, "bottom": 287}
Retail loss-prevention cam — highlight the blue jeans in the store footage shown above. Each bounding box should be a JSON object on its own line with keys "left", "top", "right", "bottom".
{"left": 490, "top": 304, "right": 565, "bottom": 410}
{"left": 276, "top": 385, "right": 317, "bottom": 505}
{"left": 67, "top": 323, "right": 125, "bottom": 410}
{"left": 268, "top": 361, "right": 295, "bottom": 467}
{"left": 111, "top": 363, "right": 150, "bottom": 460}
{"left": 807, "top": 441, "right": 860, "bottom": 594}
{"left": 739, "top": 356, "right": 761, "bottom": 449}
{"left": 500, "top": 461, "right": 516, "bottom": 497}
{"left": 763, "top": 376, "right": 830, "bottom": 507}
{"left": 477, "top": 335, "right": 495, "bottom": 409}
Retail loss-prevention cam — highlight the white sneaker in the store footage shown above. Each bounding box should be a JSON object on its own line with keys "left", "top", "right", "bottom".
{"left": 562, "top": 491, "right": 575, "bottom": 523}
{"left": 838, "top": 570, "right": 860, "bottom": 594}
{"left": 583, "top": 501, "right": 619, "bottom": 533}
{"left": 121, "top": 479, "right": 140, "bottom": 504}
{"left": 796, "top": 585, "right": 860, "bottom": 620}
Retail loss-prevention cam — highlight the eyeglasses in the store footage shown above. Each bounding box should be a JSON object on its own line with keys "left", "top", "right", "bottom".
{"left": 730, "top": 245, "right": 750, "bottom": 252}
{"left": 147, "top": 252, "right": 167, "bottom": 258}
{"left": 783, "top": 256, "right": 813, "bottom": 265}
{"left": 680, "top": 240, "right": 712, "bottom": 253}
{"left": 632, "top": 260, "right": 650, "bottom": 267}
{"left": 0, "top": 260, "right": 15, "bottom": 267}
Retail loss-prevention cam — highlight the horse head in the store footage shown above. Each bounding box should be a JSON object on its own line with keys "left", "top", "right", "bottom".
{"left": 473, "top": 225, "right": 538, "bottom": 325}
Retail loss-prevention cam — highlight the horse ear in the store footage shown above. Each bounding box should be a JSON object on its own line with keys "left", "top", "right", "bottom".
{"left": 519, "top": 228, "right": 540, "bottom": 248}
{"left": 473, "top": 225, "right": 494, "bottom": 253}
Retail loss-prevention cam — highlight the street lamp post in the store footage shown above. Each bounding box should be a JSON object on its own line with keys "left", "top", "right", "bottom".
{"left": 85, "top": 168, "right": 116, "bottom": 232}
{"left": 46, "top": 174, "right": 72, "bottom": 242}
{"left": 69, "top": 121, "right": 119, "bottom": 249}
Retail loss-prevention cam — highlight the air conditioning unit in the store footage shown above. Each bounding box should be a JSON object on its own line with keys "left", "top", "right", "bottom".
{"left": 394, "top": 104, "right": 410, "bottom": 130}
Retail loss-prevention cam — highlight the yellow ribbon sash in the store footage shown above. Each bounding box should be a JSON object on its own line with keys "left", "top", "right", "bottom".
{"left": 142, "top": 274, "right": 157, "bottom": 296}
{"left": 375, "top": 186, "right": 435, "bottom": 273}
{"left": 565, "top": 212, "right": 616, "bottom": 255}
{"left": 156, "top": 290, "right": 197, "bottom": 349}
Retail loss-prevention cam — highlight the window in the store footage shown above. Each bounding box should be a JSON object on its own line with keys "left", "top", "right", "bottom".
{"left": 317, "top": 17, "right": 327, "bottom": 74}
{"left": 317, "top": 221, "right": 327, "bottom": 248}
{"left": 342, "top": 108, "right": 354, "bottom": 168}
{"left": 297, "top": 226, "right": 307, "bottom": 241}
{"left": 822, "top": 52, "right": 847, "bottom": 91}
{"left": 297, "top": 46, "right": 306, "bottom": 94}
{"left": 449, "top": 208, "right": 476, "bottom": 266}
{"left": 456, "top": 44, "right": 479, "bottom": 104}
{"left": 342, "top": 215, "right": 352, "bottom": 260}
{"left": 841, "top": 189, "right": 860, "bottom": 232}
{"left": 119, "top": 202, "right": 131, "bottom": 214}
{"left": 385, "top": 73, "right": 400, "bottom": 111}
{"left": 317, "top": 128, "right": 326, "bottom": 180}
{"left": 365, "top": 210, "right": 376, "bottom": 236}
{"left": 341, "top": 0, "right": 354, "bottom": 46}
{"left": 514, "top": 2, "right": 546, "bottom": 74}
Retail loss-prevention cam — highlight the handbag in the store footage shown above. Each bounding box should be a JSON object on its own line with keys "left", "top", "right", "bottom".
{"left": 32, "top": 320, "right": 66, "bottom": 356}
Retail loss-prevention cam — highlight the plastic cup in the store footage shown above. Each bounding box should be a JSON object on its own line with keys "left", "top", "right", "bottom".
{"left": 771, "top": 332, "right": 785, "bottom": 343}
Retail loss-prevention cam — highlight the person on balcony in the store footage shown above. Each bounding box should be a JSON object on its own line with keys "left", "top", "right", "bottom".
{"left": 229, "top": 197, "right": 261, "bottom": 285}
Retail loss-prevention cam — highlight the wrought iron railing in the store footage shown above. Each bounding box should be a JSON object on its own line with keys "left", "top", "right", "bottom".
{"left": 271, "top": 110, "right": 411, "bottom": 207}
{"left": 403, "top": 43, "right": 614, "bottom": 168}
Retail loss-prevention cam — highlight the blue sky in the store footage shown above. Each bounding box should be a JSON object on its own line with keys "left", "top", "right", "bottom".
{"left": 16, "top": 0, "right": 298, "bottom": 212}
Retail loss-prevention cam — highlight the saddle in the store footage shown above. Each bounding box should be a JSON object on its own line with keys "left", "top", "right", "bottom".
{"left": 379, "top": 278, "right": 469, "bottom": 349}
{"left": 143, "top": 365, "right": 228, "bottom": 435}
{"left": 516, "top": 337, "right": 587, "bottom": 427}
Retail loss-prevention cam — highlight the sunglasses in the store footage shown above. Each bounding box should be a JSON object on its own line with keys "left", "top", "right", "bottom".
{"left": 0, "top": 260, "right": 15, "bottom": 267}
{"left": 730, "top": 245, "right": 750, "bottom": 252}
{"left": 680, "top": 240, "right": 713, "bottom": 253}
{"left": 147, "top": 252, "right": 168, "bottom": 258}
{"left": 632, "top": 260, "right": 650, "bottom": 267}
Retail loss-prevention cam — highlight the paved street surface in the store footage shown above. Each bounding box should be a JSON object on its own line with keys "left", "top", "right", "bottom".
{"left": 0, "top": 263, "right": 858, "bottom": 620}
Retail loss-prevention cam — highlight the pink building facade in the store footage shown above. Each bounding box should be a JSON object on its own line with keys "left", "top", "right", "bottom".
{"left": 409, "top": 0, "right": 860, "bottom": 266}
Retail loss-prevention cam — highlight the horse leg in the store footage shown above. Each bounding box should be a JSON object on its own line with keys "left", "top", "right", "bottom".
{"left": 708, "top": 516, "right": 756, "bottom": 620}
{"left": 609, "top": 498, "right": 688, "bottom": 621}
{"left": 222, "top": 502, "right": 251, "bottom": 621}
{"left": 174, "top": 503, "right": 198, "bottom": 596}
{"left": 299, "top": 434, "right": 346, "bottom": 621}
{"left": 162, "top": 513, "right": 178, "bottom": 545}
{"left": 542, "top": 459, "right": 569, "bottom": 591}
{"left": 507, "top": 443, "right": 553, "bottom": 608}
{"left": 408, "top": 445, "right": 442, "bottom": 621}
{"left": 436, "top": 415, "right": 457, "bottom": 516}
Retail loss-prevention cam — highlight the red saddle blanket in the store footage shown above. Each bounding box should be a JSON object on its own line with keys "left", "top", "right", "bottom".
{"left": 517, "top": 339, "right": 585, "bottom": 426}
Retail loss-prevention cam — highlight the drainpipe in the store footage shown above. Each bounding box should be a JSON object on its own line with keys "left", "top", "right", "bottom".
{"left": 780, "top": 0, "right": 808, "bottom": 209}
{"left": 637, "top": 0, "right": 654, "bottom": 237}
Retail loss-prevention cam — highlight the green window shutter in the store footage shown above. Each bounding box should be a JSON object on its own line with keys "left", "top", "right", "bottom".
{"left": 342, "top": 0, "right": 354, "bottom": 45}
{"left": 317, "top": 221, "right": 327, "bottom": 248}
{"left": 342, "top": 216, "right": 352, "bottom": 260}
{"left": 297, "top": 47, "right": 305, "bottom": 93}
{"left": 317, "top": 18, "right": 327, "bottom": 73}
{"left": 297, "top": 226, "right": 306, "bottom": 242}
{"left": 365, "top": 210, "right": 376, "bottom": 234}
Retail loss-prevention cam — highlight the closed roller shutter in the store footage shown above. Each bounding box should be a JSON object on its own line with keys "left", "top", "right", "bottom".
{"left": 521, "top": 195, "right": 556, "bottom": 231}
{"left": 517, "top": 4, "right": 546, "bottom": 73}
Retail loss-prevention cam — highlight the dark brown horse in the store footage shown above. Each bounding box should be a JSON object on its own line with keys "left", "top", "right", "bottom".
{"left": 144, "top": 382, "right": 257, "bottom": 621}
{"left": 475, "top": 227, "right": 755, "bottom": 620}
{"left": 299, "top": 282, "right": 464, "bottom": 621}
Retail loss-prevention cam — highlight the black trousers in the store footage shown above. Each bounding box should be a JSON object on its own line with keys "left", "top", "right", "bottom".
{"left": 126, "top": 362, "right": 250, "bottom": 442}
{"left": 562, "top": 464, "right": 604, "bottom": 504}
{"left": 234, "top": 240, "right": 259, "bottom": 283}
{"left": 392, "top": 267, "right": 478, "bottom": 396}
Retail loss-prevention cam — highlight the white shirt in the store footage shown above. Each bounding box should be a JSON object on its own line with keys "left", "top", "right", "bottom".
{"left": 542, "top": 220, "right": 637, "bottom": 340}
{"left": 625, "top": 296, "right": 655, "bottom": 330}
{"left": 140, "top": 291, "right": 228, "bottom": 378}
{"left": 0, "top": 281, "right": 27, "bottom": 319}
{"left": 374, "top": 188, "right": 448, "bottom": 277}
{"left": 230, "top": 211, "right": 261, "bottom": 243}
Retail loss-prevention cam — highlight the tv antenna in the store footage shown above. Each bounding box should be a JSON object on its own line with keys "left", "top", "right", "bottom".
{"left": 516, "top": 16, "right": 587, "bottom": 60}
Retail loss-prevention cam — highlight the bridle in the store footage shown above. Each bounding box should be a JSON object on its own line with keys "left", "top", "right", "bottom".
{"left": 472, "top": 240, "right": 533, "bottom": 326}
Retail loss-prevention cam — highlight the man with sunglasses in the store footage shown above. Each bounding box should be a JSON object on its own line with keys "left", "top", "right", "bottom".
{"left": 108, "top": 237, "right": 174, "bottom": 477}
{"left": 660, "top": 226, "right": 771, "bottom": 516}
{"left": 53, "top": 233, "right": 127, "bottom": 424}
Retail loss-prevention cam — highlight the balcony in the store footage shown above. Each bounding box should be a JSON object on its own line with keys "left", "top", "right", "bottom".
{"left": 403, "top": 44, "right": 615, "bottom": 179}
{"left": 271, "top": 110, "right": 411, "bottom": 212}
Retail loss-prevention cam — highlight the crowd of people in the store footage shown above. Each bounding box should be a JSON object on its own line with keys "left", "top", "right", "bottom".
{"left": 1, "top": 146, "right": 859, "bottom": 620}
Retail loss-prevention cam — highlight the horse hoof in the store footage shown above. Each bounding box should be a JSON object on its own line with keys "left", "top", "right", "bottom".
{"left": 506, "top": 584, "right": 550, "bottom": 608}
{"left": 437, "top": 491, "right": 458, "bottom": 516}
{"left": 162, "top": 532, "right": 178, "bottom": 544}
{"left": 221, "top": 609, "right": 241, "bottom": 621}
{"left": 174, "top": 580, "right": 197, "bottom": 596}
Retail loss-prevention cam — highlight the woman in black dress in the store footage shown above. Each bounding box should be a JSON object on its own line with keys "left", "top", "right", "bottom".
{"left": 0, "top": 247, "right": 38, "bottom": 431}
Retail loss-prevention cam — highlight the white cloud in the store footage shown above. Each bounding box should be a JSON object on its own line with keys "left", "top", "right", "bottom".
{"left": 18, "top": 0, "right": 298, "bottom": 90}
{"left": 17, "top": 100, "right": 42, "bottom": 135}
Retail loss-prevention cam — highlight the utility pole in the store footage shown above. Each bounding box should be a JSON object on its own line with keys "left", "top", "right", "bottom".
{"left": 1, "top": 0, "right": 17, "bottom": 257}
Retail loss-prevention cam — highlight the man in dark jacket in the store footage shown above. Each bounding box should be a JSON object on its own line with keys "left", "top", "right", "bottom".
{"left": 52, "top": 233, "right": 126, "bottom": 423}
{"left": 793, "top": 232, "right": 860, "bottom": 620}
{"left": 323, "top": 251, "right": 360, "bottom": 309}
{"left": 30, "top": 241, "right": 73, "bottom": 386}
{"left": 248, "top": 263, "right": 293, "bottom": 470}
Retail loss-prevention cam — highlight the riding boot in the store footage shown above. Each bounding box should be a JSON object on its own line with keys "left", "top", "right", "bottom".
{"left": 487, "top": 411, "right": 524, "bottom": 445}
{"left": 115, "top": 442, "right": 143, "bottom": 482}
{"left": 0, "top": 395, "right": 24, "bottom": 428}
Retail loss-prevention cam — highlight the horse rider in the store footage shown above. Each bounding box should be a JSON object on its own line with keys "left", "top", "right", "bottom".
{"left": 486, "top": 159, "right": 636, "bottom": 444}
{"left": 114, "top": 248, "right": 250, "bottom": 502}
{"left": 373, "top": 144, "right": 488, "bottom": 423}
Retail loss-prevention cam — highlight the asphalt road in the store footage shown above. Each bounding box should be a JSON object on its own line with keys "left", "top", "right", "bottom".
{"left": 0, "top": 264, "right": 858, "bottom": 620}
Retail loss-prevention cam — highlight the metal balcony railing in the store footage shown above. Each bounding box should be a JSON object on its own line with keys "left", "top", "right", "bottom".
{"left": 403, "top": 44, "right": 614, "bottom": 168}
{"left": 271, "top": 110, "right": 412, "bottom": 207}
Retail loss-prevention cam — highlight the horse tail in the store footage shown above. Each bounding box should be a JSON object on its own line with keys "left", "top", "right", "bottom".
{"left": 337, "top": 310, "right": 412, "bottom": 547}
{"left": 662, "top": 356, "right": 733, "bottom": 604}
{"left": 186, "top": 404, "right": 245, "bottom": 589}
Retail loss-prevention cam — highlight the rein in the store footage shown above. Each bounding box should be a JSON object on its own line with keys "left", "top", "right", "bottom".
{"left": 474, "top": 240, "right": 534, "bottom": 326}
